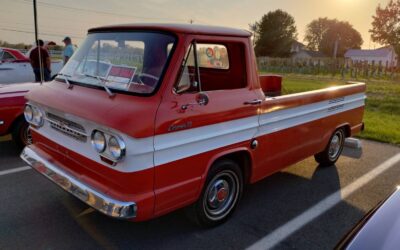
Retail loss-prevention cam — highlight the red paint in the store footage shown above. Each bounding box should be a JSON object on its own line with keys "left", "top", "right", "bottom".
{"left": 24, "top": 24, "right": 366, "bottom": 221}
{"left": 259, "top": 75, "right": 282, "bottom": 96}
{"left": 1, "top": 48, "right": 30, "bottom": 63}
{"left": 31, "top": 130, "right": 155, "bottom": 221}
{"left": 0, "top": 82, "right": 37, "bottom": 135}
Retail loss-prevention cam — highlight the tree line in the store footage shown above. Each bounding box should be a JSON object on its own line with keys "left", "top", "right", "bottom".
{"left": 251, "top": 0, "right": 400, "bottom": 58}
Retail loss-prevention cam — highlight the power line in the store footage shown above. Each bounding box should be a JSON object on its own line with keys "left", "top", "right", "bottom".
{"left": 0, "top": 27, "right": 84, "bottom": 39}
{"left": 15, "top": 0, "right": 189, "bottom": 23}
{"left": 0, "top": 20, "right": 85, "bottom": 33}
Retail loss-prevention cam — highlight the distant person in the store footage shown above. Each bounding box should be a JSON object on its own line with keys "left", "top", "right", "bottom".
{"left": 62, "top": 36, "right": 74, "bottom": 65}
{"left": 29, "top": 39, "right": 51, "bottom": 82}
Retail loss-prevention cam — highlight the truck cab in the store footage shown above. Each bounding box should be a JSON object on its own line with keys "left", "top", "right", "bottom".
{"left": 21, "top": 24, "right": 365, "bottom": 226}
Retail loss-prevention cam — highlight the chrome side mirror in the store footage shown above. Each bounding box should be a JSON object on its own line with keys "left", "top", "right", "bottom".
{"left": 196, "top": 92, "right": 209, "bottom": 106}
{"left": 181, "top": 92, "right": 209, "bottom": 110}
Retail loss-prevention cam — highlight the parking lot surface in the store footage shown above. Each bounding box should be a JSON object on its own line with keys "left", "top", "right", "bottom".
{"left": 0, "top": 138, "right": 399, "bottom": 250}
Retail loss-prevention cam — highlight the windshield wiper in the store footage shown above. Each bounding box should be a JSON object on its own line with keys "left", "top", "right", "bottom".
{"left": 57, "top": 73, "right": 73, "bottom": 89}
{"left": 84, "top": 73, "right": 115, "bottom": 98}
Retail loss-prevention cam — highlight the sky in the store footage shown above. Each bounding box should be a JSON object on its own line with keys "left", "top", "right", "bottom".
{"left": 1, "top": 0, "right": 391, "bottom": 49}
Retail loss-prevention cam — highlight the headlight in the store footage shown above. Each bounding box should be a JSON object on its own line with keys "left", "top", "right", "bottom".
{"left": 91, "top": 130, "right": 106, "bottom": 153}
{"left": 32, "top": 106, "right": 44, "bottom": 126}
{"left": 108, "top": 136, "right": 126, "bottom": 160}
{"left": 24, "top": 104, "right": 44, "bottom": 127}
{"left": 24, "top": 105, "right": 33, "bottom": 122}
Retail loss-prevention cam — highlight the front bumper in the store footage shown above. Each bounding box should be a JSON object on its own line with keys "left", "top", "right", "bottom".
{"left": 20, "top": 146, "right": 137, "bottom": 219}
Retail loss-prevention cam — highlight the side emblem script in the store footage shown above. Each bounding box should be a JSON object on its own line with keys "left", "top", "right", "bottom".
{"left": 168, "top": 121, "right": 193, "bottom": 132}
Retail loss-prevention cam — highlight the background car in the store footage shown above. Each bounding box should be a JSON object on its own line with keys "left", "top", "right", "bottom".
{"left": 0, "top": 82, "right": 37, "bottom": 149}
{"left": 0, "top": 47, "right": 63, "bottom": 84}
{"left": 337, "top": 188, "right": 400, "bottom": 249}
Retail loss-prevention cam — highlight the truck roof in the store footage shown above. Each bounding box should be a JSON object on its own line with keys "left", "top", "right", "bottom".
{"left": 88, "top": 23, "right": 252, "bottom": 38}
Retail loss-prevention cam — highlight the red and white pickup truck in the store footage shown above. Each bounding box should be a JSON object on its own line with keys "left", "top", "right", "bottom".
{"left": 21, "top": 24, "right": 365, "bottom": 226}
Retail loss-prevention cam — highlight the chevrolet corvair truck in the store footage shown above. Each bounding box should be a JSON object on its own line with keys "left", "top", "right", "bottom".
{"left": 21, "top": 24, "right": 365, "bottom": 227}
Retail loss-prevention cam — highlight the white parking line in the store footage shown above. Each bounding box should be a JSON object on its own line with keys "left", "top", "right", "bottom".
{"left": 0, "top": 166, "right": 31, "bottom": 176}
{"left": 247, "top": 152, "right": 400, "bottom": 250}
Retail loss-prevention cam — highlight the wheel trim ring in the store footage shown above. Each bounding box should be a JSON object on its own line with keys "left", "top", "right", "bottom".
{"left": 328, "top": 131, "right": 343, "bottom": 160}
{"left": 202, "top": 170, "right": 240, "bottom": 221}
{"left": 20, "top": 124, "right": 32, "bottom": 146}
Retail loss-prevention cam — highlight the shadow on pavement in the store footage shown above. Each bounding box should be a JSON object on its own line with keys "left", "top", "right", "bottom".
{"left": 30, "top": 163, "right": 364, "bottom": 250}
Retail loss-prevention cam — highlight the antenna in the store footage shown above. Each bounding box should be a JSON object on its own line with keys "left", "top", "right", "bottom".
{"left": 33, "top": 0, "right": 44, "bottom": 84}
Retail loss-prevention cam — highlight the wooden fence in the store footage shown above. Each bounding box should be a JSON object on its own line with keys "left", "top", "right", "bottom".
{"left": 257, "top": 57, "right": 399, "bottom": 80}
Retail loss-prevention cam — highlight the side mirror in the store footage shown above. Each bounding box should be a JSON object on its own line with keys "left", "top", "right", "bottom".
{"left": 181, "top": 92, "right": 209, "bottom": 110}
{"left": 196, "top": 92, "right": 209, "bottom": 106}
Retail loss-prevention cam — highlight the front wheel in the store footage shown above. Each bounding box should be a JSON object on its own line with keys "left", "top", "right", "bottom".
{"left": 315, "top": 128, "right": 345, "bottom": 166}
{"left": 186, "top": 159, "right": 243, "bottom": 227}
{"left": 12, "top": 119, "right": 32, "bottom": 150}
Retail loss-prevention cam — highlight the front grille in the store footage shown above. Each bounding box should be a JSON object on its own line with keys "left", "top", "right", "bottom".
{"left": 46, "top": 113, "right": 87, "bottom": 142}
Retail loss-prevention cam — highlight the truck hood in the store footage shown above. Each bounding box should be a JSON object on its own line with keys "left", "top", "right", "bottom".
{"left": 26, "top": 81, "right": 160, "bottom": 138}
{"left": 0, "top": 82, "right": 37, "bottom": 96}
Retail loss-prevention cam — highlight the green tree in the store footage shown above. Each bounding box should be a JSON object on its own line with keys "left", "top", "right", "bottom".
{"left": 254, "top": 10, "right": 297, "bottom": 57}
{"left": 370, "top": 0, "right": 400, "bottom": 55}
{"left": 304, "top": 18, "right": 331, "bottom": 51}
{"left": 304, "top": 18, "right": 363, "bottom": 57}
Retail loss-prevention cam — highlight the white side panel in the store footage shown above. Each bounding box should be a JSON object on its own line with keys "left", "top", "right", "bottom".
{"left": 30, "top": 92, "right": 365, "bottom": 173}
{"left": 256, "top": 93, "right": 365, "bottom": 136}
{"left": 154, "top": 116, "right": 259, "bottom": 166}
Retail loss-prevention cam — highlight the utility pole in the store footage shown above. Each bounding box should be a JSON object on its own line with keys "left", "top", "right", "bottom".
{"left": 189, "top": 19, "right": 194, "bottom": 24}
{"left": 33, "top": 0, "right": 44, "bottom": 83}
{"left": 333, "top": 36, "right": 339, "bottom": 59}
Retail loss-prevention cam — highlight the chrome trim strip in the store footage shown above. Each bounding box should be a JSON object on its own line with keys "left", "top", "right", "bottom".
{"left": 20, "top": 146, "right": 137, "bottom": 219}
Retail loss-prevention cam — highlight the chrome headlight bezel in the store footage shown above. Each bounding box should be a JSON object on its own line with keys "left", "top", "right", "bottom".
{"left": 32, "top": 106, "right": 44, "bottom": 126}
{"left": 91, "top": 129, "right": 126, "bottom": 163}
{"left": 108, "top": 135, "right": 126, "bottom": 161}
{"left": 25, "top": 104, "right": 44, "bottom": 127}
{"left": 91, "top": 130, "right": 107, "bottom": 153}
{"left": 24, "top": 105, "right": 33, "bottom": 122}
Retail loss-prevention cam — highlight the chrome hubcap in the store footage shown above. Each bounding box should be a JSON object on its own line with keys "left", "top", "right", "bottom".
{"left": 203, "top": 170, "right": 239, "bottom": 220}
{"left": 21, "top": 125, "right": 32, "bottom": 145}
{"left": 207, "top": 179, "right": 230, "bottom": 209}
{"left": 328, "top": 131, "right": 343, "bottom": 160}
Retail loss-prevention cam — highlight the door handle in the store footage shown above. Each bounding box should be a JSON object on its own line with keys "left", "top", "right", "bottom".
{"left": 244, "top": 99, "right": 262, "bottom": 105}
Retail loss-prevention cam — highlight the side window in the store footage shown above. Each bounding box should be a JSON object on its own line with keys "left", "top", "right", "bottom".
{"left": 2, "top": 51, "right": 16, "bottom": 61}
{"left": 175, "top": 41, "right": 247, "bottom": 93}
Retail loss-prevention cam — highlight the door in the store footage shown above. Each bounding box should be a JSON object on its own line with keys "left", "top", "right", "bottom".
{"left": 153, "top": 39, "right": 260, "bottom": 215}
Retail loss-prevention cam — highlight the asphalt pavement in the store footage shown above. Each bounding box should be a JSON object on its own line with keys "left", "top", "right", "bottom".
{"left": 0, "top": 138, "right": 399, "bottom": 250}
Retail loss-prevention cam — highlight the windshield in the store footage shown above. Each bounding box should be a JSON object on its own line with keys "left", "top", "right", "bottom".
{"left": 58, "top": 32, "right": 176, "bottom": 95}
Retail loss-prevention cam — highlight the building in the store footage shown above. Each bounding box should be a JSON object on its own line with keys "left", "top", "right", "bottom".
{"left": 290, "top": 41, "right": 326, "bottom": 61}
{"left": 291, "top": 50, "right": 326, "bottom": 60}
{"left": 344, "top": 46, "right": 398, "bottom": 67}
{"left": 290, "top": 41, "right": 306, "bottom": 53}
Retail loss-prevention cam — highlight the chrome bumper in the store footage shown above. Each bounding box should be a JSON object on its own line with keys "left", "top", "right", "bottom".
{"left": 20, "top": 146, "right": 137, "bottom": 219}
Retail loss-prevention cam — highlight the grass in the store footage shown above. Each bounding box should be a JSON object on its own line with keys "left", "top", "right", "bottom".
{"left": 274, "top": 74, "right": 400, "bottom": 145}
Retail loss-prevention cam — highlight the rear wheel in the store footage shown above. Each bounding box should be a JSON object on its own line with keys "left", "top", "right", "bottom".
{"left": 186, "top": 159, "right": 243, "bottom": 227}
{"left": 315, "top": 128, "right": 345, "bottom": 166}
{"left": 11, "top": 119, "right": 32, "bottom": 150}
